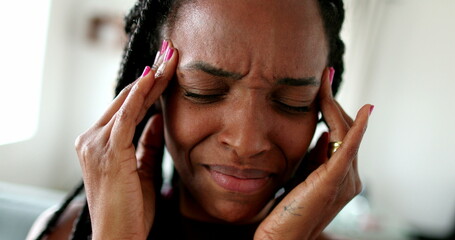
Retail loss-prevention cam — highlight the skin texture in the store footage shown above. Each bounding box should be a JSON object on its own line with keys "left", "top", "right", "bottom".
{"left": 58, "top": 0, "right": 373, "bottom": 239}
{"left": 162, "top": 0, "right": 327, "bottom": 223}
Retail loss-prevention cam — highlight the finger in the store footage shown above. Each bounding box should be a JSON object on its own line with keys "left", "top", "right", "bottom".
{"left": 109, "top": 69, "right": 156, "bottom": 148}
{"left": 326, "top": 104, "right": 372, "bottom": 176}
{"left": 95, "top": 79, "right": 138, "bottom": 127}
{"left": 331, "top": 101, "right": 356, "bottom": 171}
{"left": 136, "top": 114, "right": 164, "bottom": 180}
{"left": 335, "top": 100, "right": 354, "bottom": 126}
{"left": 289, "top": 132, "right": 329, "bottom": 187}
{"left": 319, "top": 67, "right": 350, "bottom": 142}
{"left": 137, "top": 114, "right": 165, "bottom": 218}
{"left": 143, "top": 41, "right": 178, "bottom": 115}
{"left": 111, "top": 43, "right": 178, "bottom": 148}
{"left": 124, "top": 41, "right": 178, "bottom": 128}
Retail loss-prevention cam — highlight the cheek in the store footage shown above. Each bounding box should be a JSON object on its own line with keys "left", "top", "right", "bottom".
{"left": 162, "top": 92, "right": 219, "bottom": 169}
{"left": 275, "top": 113, "right": 318, "bottom": 173}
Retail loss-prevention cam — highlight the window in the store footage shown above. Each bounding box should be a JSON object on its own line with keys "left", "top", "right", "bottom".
{"left": 0, "top": 0, "right": 51, "bottom": 145}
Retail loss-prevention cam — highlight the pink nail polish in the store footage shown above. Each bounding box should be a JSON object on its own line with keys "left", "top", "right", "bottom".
{"left": 160, "top": 40, "right": 169, "bottom": 54}
{"left": 141, "top": 66, "right": 151, "bottom": 78}
{"left": 369, "top": 105, "right": 375, "bottom": 115}
{"left": 329, "top": 67, "right": 335, "bottom": 85}
{"left": 164, "top": 47, "right": 174, "bottom": 62}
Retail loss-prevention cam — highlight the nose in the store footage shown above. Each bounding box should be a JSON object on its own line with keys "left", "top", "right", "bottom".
{"left": 217, "top": 94, "right": 272, "bottom": 159}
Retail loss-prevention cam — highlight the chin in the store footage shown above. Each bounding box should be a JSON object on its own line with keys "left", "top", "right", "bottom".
{"left": 206, "top": 193, "right": 273, "bottom": 224}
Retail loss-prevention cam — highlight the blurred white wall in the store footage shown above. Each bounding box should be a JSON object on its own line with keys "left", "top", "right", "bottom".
{"left": 0, "top": 0, "right": 454, "bottom": 237}
{"left": 0, "top": 0, "right": 135, "bottom": 190}
{"left": 339, "top": 0, "right": 455, "bottom": 237}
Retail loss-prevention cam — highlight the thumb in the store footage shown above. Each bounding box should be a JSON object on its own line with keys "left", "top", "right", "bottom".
{"left": 282, "top": 132, "right": 329, "bottom": 195}
{"left": 298, "top": 132, "right": 329, "bottom": 180}
{"left": 136, "top": 113, "right": 164, "bottom": 231}
{"left": 136, "top": 114, "right": 164, "bottom": 184}
{"left": 308, "top": 131, "right": 329, "bottom": 166}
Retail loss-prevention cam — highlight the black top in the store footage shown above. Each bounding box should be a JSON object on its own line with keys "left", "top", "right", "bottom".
{"left": 60, "top": 185, "right": 260, "bottom": 240}
{"left": 39, "top": 155, "right": 310, "bottom": 239}
{"left": 149, "top": 191, "right": 259, "bottom": 240}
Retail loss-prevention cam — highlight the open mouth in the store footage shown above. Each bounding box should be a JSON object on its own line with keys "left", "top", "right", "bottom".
{"left": 205, "top": 165, "right": 272, "bottom": 194}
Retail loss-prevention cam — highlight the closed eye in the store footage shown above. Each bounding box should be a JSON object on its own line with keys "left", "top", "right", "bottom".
{"left": 184, "top": 91, "right": 226, "bottom": 104}
{"left": 273, "top": 100, "right": 311, "bottom": 113}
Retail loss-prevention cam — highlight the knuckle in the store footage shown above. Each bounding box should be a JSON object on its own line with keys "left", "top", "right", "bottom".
{"left": 73, "top": 127, "right": 129, "bottom": 184}
{"left": 354, "top": 178, "right": 363, "bottom": 195}
{"left": 116, "top": 107, "right": 130, "bottom": 122}
{"left": 120, "top": 83, "right": 133, "bottom": 94}
{"left": 74, "top": 130, "right": 91, "bottom": 150}
{"left": 75, "top": 129, "right": 97, "bottom": 153}
{"left": 341, "top": 182, "right": 362, "bottom": 203}
{"left": 343, "top": 189, "right": 357, "bottom": 202}
{"left": 77, "top": 142, "right": 120, "bottom": 178}
{"left": 77, "top": 141, "right": 96, "bottom": 165}
{"left": 74, "top": 134, "right": 84, "bottom": 150}
{"left": 256, "top": 226, "right": 281, "bottom": 240}
{"left": 74, "top": 130, "right": 103, "bottom": 166}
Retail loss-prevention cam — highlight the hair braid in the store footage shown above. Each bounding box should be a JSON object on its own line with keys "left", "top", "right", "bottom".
{"left": 318, "top": 0, "right": 345, "bottom": 96}
{"left": 35, "top": 181, "right": 84, "bottom": 240}
{"left": 69, "top": 201, "right": 92, "bottom": 240}
{"left": 116, "top": 0, "right": 179, "bottom": 146}
{"left": 117, "top": 0, "right": 154, "bottom": 94}
{"left": 116, "top": 0, "right": 175, "bottom": 95}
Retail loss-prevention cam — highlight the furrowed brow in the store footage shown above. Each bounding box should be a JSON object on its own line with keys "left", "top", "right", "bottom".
{"left": 181, "top": 61, "right": 243, "bottom": 80}
{"left": 276, "top": 77, "right": 319, "bottom": 86}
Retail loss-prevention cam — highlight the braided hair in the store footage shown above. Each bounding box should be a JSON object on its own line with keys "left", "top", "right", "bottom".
{"left": 36, "top": 0, "right": 346, "bottom": 239}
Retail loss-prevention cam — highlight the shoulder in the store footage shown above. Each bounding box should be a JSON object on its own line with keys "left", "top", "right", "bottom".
{"left": 26, "top": 198, "right": 85, "bottom": 240}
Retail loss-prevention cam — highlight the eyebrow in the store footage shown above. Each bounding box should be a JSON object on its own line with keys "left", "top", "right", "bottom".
{"left": 181, "top": 61, "right": 319, "bottom": 86}
{"left": 181, "top": 61, "right": 244, "bottom": 80}
{"left": 276, "top": 77, "right": 319, "bottom": 87}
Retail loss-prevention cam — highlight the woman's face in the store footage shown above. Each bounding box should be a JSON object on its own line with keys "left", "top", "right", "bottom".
{"left": 161, "top": 0, "right": 328, "bottom": 223}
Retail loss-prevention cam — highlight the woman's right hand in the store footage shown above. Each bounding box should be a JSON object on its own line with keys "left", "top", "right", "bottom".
{"left": 75, "top": 41, "right": 178, "bottom": 240}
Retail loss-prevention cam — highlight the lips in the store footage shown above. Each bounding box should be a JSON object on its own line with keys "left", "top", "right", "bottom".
{"left": 205, "top": 165, "right": 271, "bottom": 193}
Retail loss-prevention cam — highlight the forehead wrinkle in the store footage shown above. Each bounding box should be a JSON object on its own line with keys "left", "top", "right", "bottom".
{"left": 171, "top": 0, "right": 328, "bottom": 90}
{"left": 180, "top": 61, "right": 244, "bottom": 80}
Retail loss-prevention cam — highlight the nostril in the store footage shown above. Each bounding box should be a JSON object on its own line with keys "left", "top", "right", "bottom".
{"left": 217, "top": 105, "right": 272, "bottom": 159}
{"left": 218, "top": 131, "right": 271, "bottom": 159}
{"left": 220, "top": 140, "right": 233, "bottom": 151}
{"left": 248, "top": 149, "right": 267, "bottom": 159}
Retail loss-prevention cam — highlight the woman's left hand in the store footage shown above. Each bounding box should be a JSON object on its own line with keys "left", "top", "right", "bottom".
{"left": 255, "top": 67, "right": 374, "bottom": 240}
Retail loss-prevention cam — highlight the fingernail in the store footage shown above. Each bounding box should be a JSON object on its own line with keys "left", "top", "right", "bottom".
{"left": 155, "top": 64, "right": 165, "bottom": 78}
{"left": 155, "top": 47, "right": 174, "bottom": 78}
{"left": 329, "top": 67, "right": 335, "bottom": 85}
{"left": 369, "top": 105, "right": 375, "bottom": 115}
{"left": 141, "top": 66, "right": 151, "bottom": 78}
{"left": 164, "top": 47, "right": 174, "bottom": 62}
{"left": 160, "top": 40, "right": 169, "bottom": 55}
{"left": 152, "top": 51, "right": 160, "bottom": 67}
